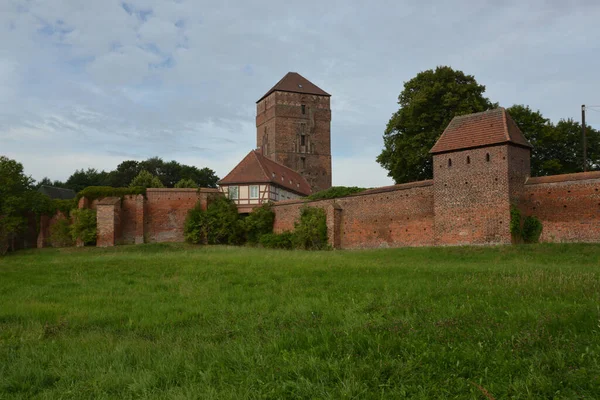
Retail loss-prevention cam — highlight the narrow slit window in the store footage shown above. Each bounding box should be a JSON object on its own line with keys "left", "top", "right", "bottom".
{"left": 486, "top": 153, "right": 490, "bottom": 162}
{"left": 301, "top": 157, "right": 306, "bottom": 169}
{"left": 448, "top": 158, "right": 452, "bottom": 167}
{"left": 466, "top": 156, "right": 470, "bottom": 164}
{"left": 301, "top": 104, "right": 306, "bottom": 114}
{"left": 301, "top": 135, "right": 306, "bottom": 146}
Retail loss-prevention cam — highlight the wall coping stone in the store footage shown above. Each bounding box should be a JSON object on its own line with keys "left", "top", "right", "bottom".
{"left": 525, "top": 171, "right": 600, "bottom": 185}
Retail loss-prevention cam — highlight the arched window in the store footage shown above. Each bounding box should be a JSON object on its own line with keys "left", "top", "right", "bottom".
{"left": 448, "top": 158, "right": 452, "bottom": 167}
{"left": 486, "top": 153, "right": 490, "bottom": 162}
{"left": 466, "top": 156, "right": 471, "bottom": 164}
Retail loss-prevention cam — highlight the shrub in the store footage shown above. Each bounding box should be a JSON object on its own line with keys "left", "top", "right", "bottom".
{"left": 49, "top": 218, "right": 74, "bottom": 247}
{"left": 522, "top": 216, "right": 543, "bottom": 243}
{"left": 259, "top": 232, "right": 295, "bottom": 249}
{"left": 184, "top": 203, "right": 207, "bottom": 244}
{"left": 175, "top": 178, "right": 198, "bottom": 188}
{"left": 70, "top": 208, "right": 97, "bottom": 245}
{"left": 130, "top": 170, "right": 164, "bottom": 189}
{"left": 294, "top": 206, "right": 329, "bottom": 250}
{"left": 76, "top": 186, "right": 145, "bottom": 202}
{"left": 243, "top": 203, "right": 275, "bottom": 244}
{"left": 510, "top": 206, "right": 522, "bottom": 239}
{"left": 307, "top": 186, "right": 366, "bottom": 201}
{"left": 184, "top": 197, "right": 244, "bottom": 245}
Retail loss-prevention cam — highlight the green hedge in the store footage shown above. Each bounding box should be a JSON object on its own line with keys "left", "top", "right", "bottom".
{"left": 243, "top": 203, "right": 275, "bottom": 244}
{"left": 71, "top": 208, "right": 97, "bottom": 245}
{"left": 510, "top": 205, "right": 543, "bottom": 244}
{"left": 259, "top": 232, "right": 295, "bottom": 249}
{"left": 307, "top": 186, "right": 366, "bottom": 201}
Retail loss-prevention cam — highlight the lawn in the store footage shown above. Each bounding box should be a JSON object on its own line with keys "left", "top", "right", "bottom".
{"left": 0, "top": 244, "right": 599, "bottom": 399}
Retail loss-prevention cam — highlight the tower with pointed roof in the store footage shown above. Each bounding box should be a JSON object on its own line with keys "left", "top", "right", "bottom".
{"left": 256, "top": 72, "right": 332, "bottom": 193}
{"left": 430, "top": 108, "right": 533, "bottom": 245}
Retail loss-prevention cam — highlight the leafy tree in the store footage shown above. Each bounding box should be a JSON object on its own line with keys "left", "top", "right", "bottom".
{"left": 378, "top": 66, "right": 496, "bottom": 183}
{"left": 130, "top": 170, "right": 164, "bottom": 189}
{"left": 104, "top": 160, "right": 141, "bottom": 187}
{"left": 0, "top": 156, "right": 34, "bottom": 254}
{"left": 508, "top": 105, "right": 600, "bottom": 175}
{"left": 174, "top": 178, "right": 198, "bottom": 188}
{"left": 65, "top": 168, "right": 108, "bottom": 192}
{"left": 184, "top": 197, "right": 244, "bottom": 245}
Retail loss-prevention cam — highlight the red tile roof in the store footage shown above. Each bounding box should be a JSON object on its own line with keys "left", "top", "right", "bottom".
{"left": 256, "top": 72, "right": 330, "bottom": 103}
{"left": 430, "top": 108, "right": 532, "bottom": 154}
{"left": 218, "top": 150, "right": 312, "bottom": 196}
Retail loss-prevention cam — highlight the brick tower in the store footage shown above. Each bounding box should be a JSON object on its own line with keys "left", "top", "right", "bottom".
{"left": 430, "top": 108, "right": 532, "bottom": 245}
{"left": 255, "top": 72, "right": 332, "bottom": 193}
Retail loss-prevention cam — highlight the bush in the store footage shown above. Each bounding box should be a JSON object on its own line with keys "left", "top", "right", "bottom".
{"left": 130, "top": 170, "right": 164, "bottom": 189}
{"left": 307, "top": 186, "right": 366, "bottom": 201}
{"left": 294, "top": 206, "right": 329, "bottom": 250}
{"left": 175, "top": 178, "right": 198, "bottom": 188}
{"left": 70, "top": 208, "right": 97, "bottom": 245}
{"left": 184, "top": 203, "right": 207, "bottom": 244}
{"left": 259, "top": 232, "right": 295, "bottom": 249}
{"left": 510, "top": 205, "right": 543, "bottom": 244}
{"left": 184, "top": 197, "right": 244, "bottom": 245}
{"left": 77, "top": 186, "right": 145, "bottom": 202}
{"left": 49, "top": 218, "right": 74, "bottom": 247}
{"left": 522, "top": 216, "right": 543, "bottom": 243}
{"left": 243, "top": 203, "right": 275, "bottom": 244}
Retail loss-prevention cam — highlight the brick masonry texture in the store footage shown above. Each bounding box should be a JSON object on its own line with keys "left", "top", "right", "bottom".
{"left": 523, "top": 172, "right": 600, "bottom": 243}
{"left": 272, "top": 181, "right": 435, "bottom": 249}
{"left": 256, "top": 90, "right": 332, "bottom": 193}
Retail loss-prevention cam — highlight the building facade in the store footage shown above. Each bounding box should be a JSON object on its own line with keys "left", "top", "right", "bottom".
{"left": 255, "top": 72, "right": 332, "bottom": 193}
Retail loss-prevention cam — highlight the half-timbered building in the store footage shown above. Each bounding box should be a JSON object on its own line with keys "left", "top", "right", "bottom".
{"left": 218, "top": 149, "right": 312, "bottom": 213}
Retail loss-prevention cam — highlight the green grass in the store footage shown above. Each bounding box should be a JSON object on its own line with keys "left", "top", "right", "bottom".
{"left": 1, "top": 244, "right": 599, "bottom": 399}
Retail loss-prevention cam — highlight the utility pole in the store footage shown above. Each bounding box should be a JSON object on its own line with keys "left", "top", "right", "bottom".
{"left": 582, "top": 104, "right": 587, "bottom": 172}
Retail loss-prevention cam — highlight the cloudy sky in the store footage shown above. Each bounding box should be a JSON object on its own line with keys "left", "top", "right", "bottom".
{"left": 1, "top": 0, "right": 599, "bottom": 187}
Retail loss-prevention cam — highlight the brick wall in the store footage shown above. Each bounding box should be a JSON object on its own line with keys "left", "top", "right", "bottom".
{"left": 522, "top": 171, "right": 600, "bottom": 243}
{"left": 433, "top": 145, "right": 514, "bottom": 245}
{"left": 145, "top": 188, "right": 217, "bottom": 243}
{"left": 272, "top": 181, "right": 434, "bottom": 249}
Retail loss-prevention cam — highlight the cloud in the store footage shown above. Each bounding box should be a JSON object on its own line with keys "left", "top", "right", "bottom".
{"left": 1, "top": 0, "right": 600, "bottom": 186}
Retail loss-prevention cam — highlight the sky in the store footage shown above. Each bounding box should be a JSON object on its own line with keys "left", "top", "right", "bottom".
{"left": 1, "top": 0, "right": 600, "bottom": 188}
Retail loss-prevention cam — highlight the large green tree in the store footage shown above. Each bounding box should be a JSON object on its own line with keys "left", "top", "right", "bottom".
{"left": 508, "top": 105, "right": 600, "bottom": 176}
{"left": 377, "top": 66, "right": 496, "bottom": 183}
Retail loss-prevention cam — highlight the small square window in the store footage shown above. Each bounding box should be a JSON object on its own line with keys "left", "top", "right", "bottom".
{"left": 250, "top": 185, "right": 259, "bottom": 199}
{"left": 228, "top": 186, "right": 238, "bottom": 200}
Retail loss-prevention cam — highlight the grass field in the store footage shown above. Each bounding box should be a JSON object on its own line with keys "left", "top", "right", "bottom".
{"left": 0, "top": 244, "right": 599, "bottom": 399}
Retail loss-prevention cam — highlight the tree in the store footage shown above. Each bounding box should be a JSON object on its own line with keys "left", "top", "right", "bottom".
{"left": 130, "top": 170, "right": 164, "bottom": 189}
{"left": 377, "top": 66, "right": 496, "bottom": 183}
{"left": 0, "top": 157, "right": 34, "bottom": 254}
{"left": 64, "top": 168, "right": 108, "bottom": 192}
{"left": 174, "top": 178, "right": 198, "bottom": 188}
{"left": 104, "top": 160, "right": 141, "bottom": 187}
{"left": 508, "top": 105, "right": 600, "bottom": 176}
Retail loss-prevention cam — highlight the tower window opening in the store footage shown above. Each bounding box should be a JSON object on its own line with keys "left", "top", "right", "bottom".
{"left": 467, "top": 156, "right": 470, "bottom": 164}
{"left": 301, "top": 104, "right": 306, "bottom": 114}
{"left": 301, "top": 157, "right": 306, "bottom": 169}
{"left": 486, "top": 153, "right": 490, "bottom": 162}
{"left": 448, "top": 158, "right": 452, "bottom": 167}
{"left": 301, "top": 135, "right": 306, "bottom": 146}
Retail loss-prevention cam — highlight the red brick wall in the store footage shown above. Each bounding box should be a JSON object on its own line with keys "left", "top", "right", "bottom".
{"left": 256, "top": 91, "right": 332, "bottom": 193}
{"left": 522, "top": 172, "right": 600, "bottom": 243}
{"left": 145, "top": 189, "right": 215, "bottom": 243}
{"left": 433, "top": 145, "right": 514, "bottom": 245}
{"left": 272, "top": 181, "right": 434, "bottom": 249}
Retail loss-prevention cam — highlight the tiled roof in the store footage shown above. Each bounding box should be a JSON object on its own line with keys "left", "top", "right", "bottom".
{"left": 256, "top": 72, "right": 330, "bottom": 103}
{"left": 218, "top": 150, "right": 312, "bottom": 196}
{"left": 38, "top": 185, "right": 76, "bottom": 200}
{"left": 430, "top": 108, "right": 533, "bottom": 154}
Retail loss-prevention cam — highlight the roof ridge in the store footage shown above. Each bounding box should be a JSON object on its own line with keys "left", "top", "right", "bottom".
{"left": 252, "top": 150, "right": 273, "bottom": 181}
{"left": 501, "top": 108, "right": 510, "bottom": 142}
